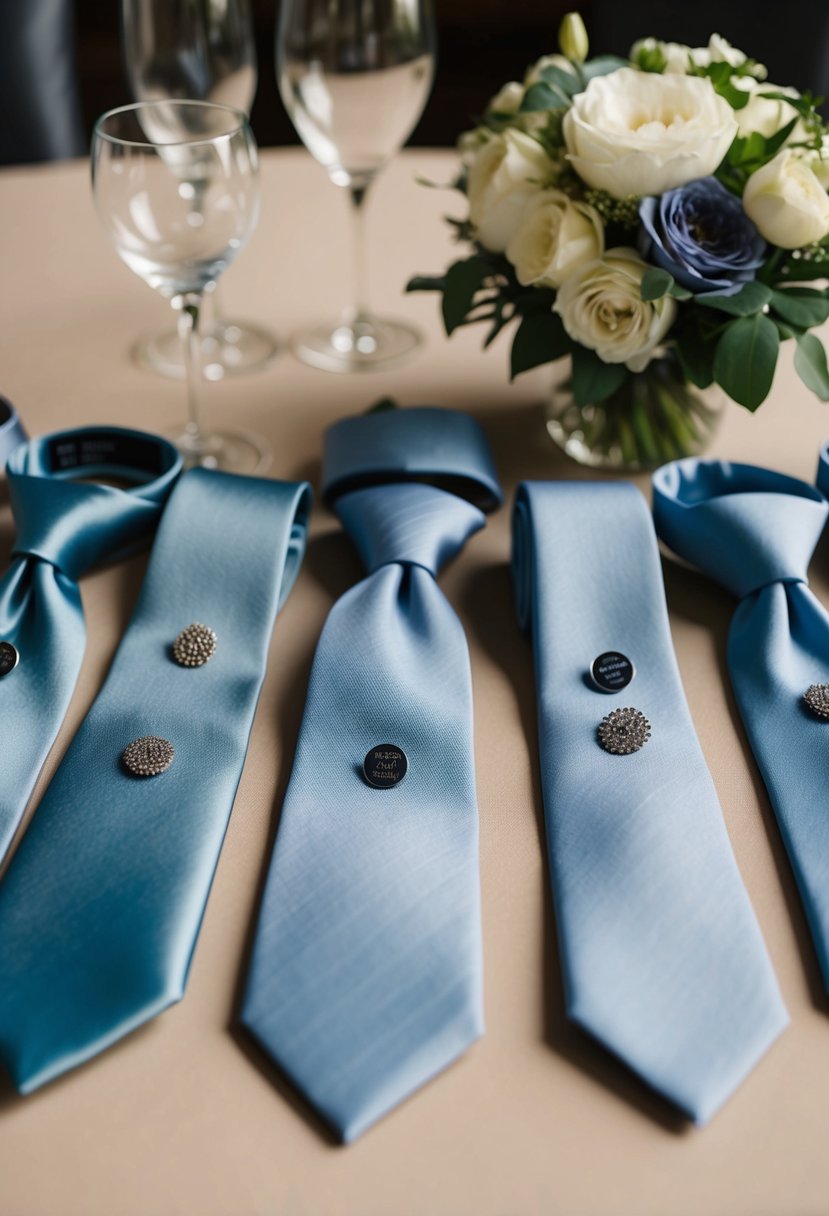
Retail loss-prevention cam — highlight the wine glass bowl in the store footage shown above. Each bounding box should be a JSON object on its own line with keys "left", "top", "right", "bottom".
{"left": 277, "top": 0, "right": 436, "bottom": 372}
{"left": 92, "top": 100, "right": 269, "bottom": 473}
{"left": 121, "top": 0, "right": 277, "bottom": 379}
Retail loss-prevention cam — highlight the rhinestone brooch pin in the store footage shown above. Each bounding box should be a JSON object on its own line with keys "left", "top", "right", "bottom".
{"left": 597, "top": 707, "right": 651, "bottom": 755}
{"left": 122, "top": 736, "right": 175, "bottom": 777}
{"left": 803, "top": 683, "right": 829, "bottom": 719}
{"left": 172, "top": 622, "right": 217, "bottom": 668}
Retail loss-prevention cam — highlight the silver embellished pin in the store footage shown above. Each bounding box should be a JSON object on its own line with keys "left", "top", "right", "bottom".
{"left": 172, "top": 622, "right": 217, "bottom": 668}
{"left": 597, "top": 707, "right": 651, "bottom": 755}
{"left": 122, "top": 735, "right": 175, "bottom": 777}
{"left": 803, "top": 683, "right": 829, "bottom": 719}
{"left": 0, "top": 641, "right": 19, "bottom": 678}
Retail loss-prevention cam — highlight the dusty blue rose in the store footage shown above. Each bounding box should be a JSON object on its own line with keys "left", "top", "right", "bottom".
{"left": 639, "top": 177, "right": 766, "bottom": 296}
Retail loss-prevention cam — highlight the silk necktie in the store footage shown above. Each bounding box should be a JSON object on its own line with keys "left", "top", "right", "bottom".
{"left": 0, "top": 467, "right": 311, "bottom": 1093}
{"left": 0, "top": 396, "right": 27, "bottom": 466}
{"left": 241, "top": 407, "right": 502, "bottom": 1143}
{"left": 0, "top": 426, "right": 182, "bottom": 861}
{"left": 513, "top": 479, "right": 787, "bottom": 1124}
{"left": 654, "top": 457, "right": 829, "bottom": 990}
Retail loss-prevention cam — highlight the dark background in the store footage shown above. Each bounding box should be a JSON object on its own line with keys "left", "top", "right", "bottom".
{"left": 4, "top": 0, "right": 829, "bottom": 165}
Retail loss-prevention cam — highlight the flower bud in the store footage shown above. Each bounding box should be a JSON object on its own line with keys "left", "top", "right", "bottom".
{"left": 558, "top": 12, "right": 589, "bottom": 65}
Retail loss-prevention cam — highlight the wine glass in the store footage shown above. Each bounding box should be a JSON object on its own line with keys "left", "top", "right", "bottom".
{"left": 91, "top": 100, "right": 269, "bottom": 472}
{"left": 121, "top": 0, "right": 278, "bottom": 380}
{"left": 277, "top": 0, "right": 436, "bottom": 372}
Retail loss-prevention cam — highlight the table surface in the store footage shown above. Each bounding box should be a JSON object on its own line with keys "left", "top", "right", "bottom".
{"left": 1, "top": 147, "right": 828, "bottom": 1216}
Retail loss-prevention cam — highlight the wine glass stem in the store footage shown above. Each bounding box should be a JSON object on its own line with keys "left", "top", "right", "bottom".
{"left": 348, "top": 181, "right": 371, "bottom": 323}
{"left": 175, "top": 292, "right": 207, "bottom": 450}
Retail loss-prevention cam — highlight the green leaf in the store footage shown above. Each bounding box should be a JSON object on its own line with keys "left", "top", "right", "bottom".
{"left": 510, "top": 311, "right": 572, "bottom": 379}
{"left": 763, "top": 116, "right": 799, "bottom": 158}
{"left": 441, "top": 256, "right": 492, "bottom": 335}
{"left": 520, "top": 82, "right": 569, "bottom": 112}
{"left": 640, "top": 268, "right": 692, "bottom": 301}
{"left": 794, "top": 332, "right": 829, "bottom": 400}
{"left": 582, "top": 55, "right": 628, "bottom": 81}
{"left": 640, "top": 268, "right": 673, "bottom": 301}
{"left": 769, "top": 287, "right": 829, "bottom": 329}
{"left": 406, "top": 274, "right": 446, "bottom": 293}
{"left": 537, "top": 64, "right": 580, "bottom": 96}
{"left": 697, "top": 281, "right": 772, "bottom": 316}
{"left": 758, "top": 90, "right": 817, "bottom": 118}
{"left": 778, "top": 255, "right": 829, "bottom": 283}
{"left": 713, "top": 313, "right": 779, "bottom": 409}
{"left": 570, "top": 345, "right": 628, "bottom": 405}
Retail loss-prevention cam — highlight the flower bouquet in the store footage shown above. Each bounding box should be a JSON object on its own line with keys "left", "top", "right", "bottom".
{"left": 408, "top": 15, "right": 829, "bottom": 469}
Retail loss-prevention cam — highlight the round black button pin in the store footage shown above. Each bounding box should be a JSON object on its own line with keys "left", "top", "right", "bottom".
{"left": 0, "top": 641, "right": 19, "bottom": 678}
{"left": 363, "top": 744, "right": 408, "bottom": 789}
{"left": 589, "top": 651, "right": 635, "bottom": 693}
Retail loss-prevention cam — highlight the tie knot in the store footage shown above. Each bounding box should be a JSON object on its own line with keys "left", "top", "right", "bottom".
{"left": 653, "top": 459, "right": 828, "bottom": 599}
{"left": 6, "top": 428, "right": 182, "bottom": 580}
{"left": 334, "top": 483, "right": 486, "bottom": 576}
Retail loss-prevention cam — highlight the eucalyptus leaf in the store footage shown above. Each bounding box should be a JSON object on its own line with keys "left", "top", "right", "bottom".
{"left": 510, "top": 311, "right": 571, "bottom": 379}
{"left": 794, "top": 332, "right": 829, "bottom": 400}
{"left": 697, "top": 281, "right": 772, "bottom": 316}
{"left": 713, "top": 313, "right": 779, "bottom": 409}
{"left": 640, "top": 268, "right": 673, "bottom": 301}
{"left": 675, "top": 328, "right": 716, "bottom": 388}
{"left": 582, "top": 55, "right": 628, "bottom": 81}
{"left": 520, "top": 82, "right": 569, "bottom": 112}
{"left": 537, "top": 64, "right": 580, "bottom": 96}
{"left": 570, "top": 345, "right": 628, "bottom": 405}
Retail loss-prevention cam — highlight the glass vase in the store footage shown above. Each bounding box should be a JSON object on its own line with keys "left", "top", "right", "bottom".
{"left": 545, "top": 349, "right": 724, "bottom": 472}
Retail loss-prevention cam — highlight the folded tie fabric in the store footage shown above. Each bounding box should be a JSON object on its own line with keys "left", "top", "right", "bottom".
{"left": 0, "top": 396, "right": 27, "bottom": 467}
{"left": 512, "top": 480, "right": 787, "bottom": 1124}
{"left": 654, "top": 457, "right": 829, "bottom": 990}
{"left": 241, "top": 407, "right": 502, "bottom": 1143}
{"left": 0, "top": 426, "right": 182, "bottom": 861}
{"left": 0, "top": 467, "right": 311, "bottom": 1093}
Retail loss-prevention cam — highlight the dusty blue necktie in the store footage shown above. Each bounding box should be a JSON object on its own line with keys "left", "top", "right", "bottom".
{"left": 0, "top": 426, "right": 182, "bottom": 862}
{"left": 654, "top": 457, "right": 829, "bottom": 990}
{"left": 241, "top": 407, "right": 502, "bottom": 1143}
{"left": 0, "top": 467, "right": 311, "bottom": 1093}
{"left": 513, "top": 480, "right": 787, "bottom": 1124}
{"left": 0, "top": 396, "right": 27, "bottom": 466}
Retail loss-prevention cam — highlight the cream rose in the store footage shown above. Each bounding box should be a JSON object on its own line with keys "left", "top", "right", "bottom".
{"left": 733, "top": 77, "right": 801, "bottom": 139}
{"left": 743, "top": 149, "right": 829, "bottom": 248}
{"left": 467, "top": 129, "right": 555, "bottom": 252}
{"left": 563, "top": 68, "right": 738, "bottom": 198}
{"left": 553, "top": 247, "right": 677, "bottom": 372}
{"left": 505, "top": 189, "right": 603, "bottom": 288}
{"left": 487, "top": 81, "right": 524, "bottom": 115}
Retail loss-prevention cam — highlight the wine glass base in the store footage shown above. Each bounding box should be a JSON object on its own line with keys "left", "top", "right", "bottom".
{"left": 290, "top": 316, "right": 422, "bottom": 373}
{"left": 134, "top": 321, "right": 278, "bottom": 381}
{"left": 168, "top": 426, "right": 272, "bottom": 475}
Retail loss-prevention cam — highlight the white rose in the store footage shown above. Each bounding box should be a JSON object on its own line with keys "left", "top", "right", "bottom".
{"left": 467, "top": 129, "right": 555, "bottom": 252}
{"left": 553, "top": 247, "right": 677, "bottom": 372}
{"left": 733, "top": 77, "right": 801, "bottom": 139}
{"left": 689, "top": 34, "right": 761, "bottom": 73}
{"left": 487, "top": 81, "right": 524, "bottom": 115}
{"left": 630, "top": 37, "right": 694, "bottom": 74}
{"left": 505, "top": 189, "right": 604, "bottom": 288}
{"left": 743, "top": 149, "right": 829, "bottom": 248}
{"left": 806, "top": 135, "right": 829, "bottom": 188}
{"left": 563, "top": 68, "right": 738, "bottom": 198}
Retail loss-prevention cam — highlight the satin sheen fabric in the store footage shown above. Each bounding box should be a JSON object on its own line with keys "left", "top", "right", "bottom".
{"left": 241, "top": 407, "right": 501, "bottom": 1143}
{"left": 654, "top": 457, "right": 829, "bottom": 990}
{"left": 0, "top": 426, "right": 182, "bottom": 861}
{"left": 0, "top": 468, "right": 311, "bottom": 1093}
{"left": 513, "top": 479, "right": 787, "bottom": 1124}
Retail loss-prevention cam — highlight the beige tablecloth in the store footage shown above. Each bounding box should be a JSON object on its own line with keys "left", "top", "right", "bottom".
{"left": 1, "top": 148, "right": 828, "bottom": 1216}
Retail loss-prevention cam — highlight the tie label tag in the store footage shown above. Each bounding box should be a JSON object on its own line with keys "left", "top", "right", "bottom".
{"left": 590, "top": 651, "right": 634, "bottom": 693}
{"left": 363, "top": 744, "right": 408, "bottom": 789}
{"left": 0, "top": 641, "right": 19, "bottom": 677}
